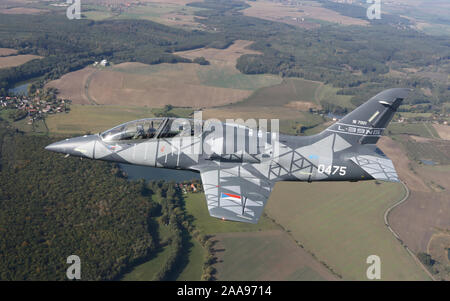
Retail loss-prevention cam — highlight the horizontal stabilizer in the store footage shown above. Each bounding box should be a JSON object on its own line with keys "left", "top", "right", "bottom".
{"left": 350, "top": 154, "right": 399, "bottom": 182}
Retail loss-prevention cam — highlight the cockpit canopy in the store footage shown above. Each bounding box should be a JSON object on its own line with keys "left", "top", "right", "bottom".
{"left": 100, "top": 118, "right": 196, "bottom": 142}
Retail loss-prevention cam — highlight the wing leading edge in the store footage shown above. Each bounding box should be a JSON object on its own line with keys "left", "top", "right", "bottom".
{"left": 199, "top": 164, "right": 275, "bottom": 224}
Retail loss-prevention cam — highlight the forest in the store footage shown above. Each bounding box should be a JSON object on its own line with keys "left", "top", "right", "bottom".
{"left": 0, "top": 121, "right": 155, "bottom": 280}
{"left": 0, "top": 119, "right": 215, "bottom": 280}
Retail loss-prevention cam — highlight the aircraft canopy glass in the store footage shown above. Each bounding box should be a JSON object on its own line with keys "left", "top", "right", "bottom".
{"left": 100, "top": 118, "right": 195, "bottom": 142}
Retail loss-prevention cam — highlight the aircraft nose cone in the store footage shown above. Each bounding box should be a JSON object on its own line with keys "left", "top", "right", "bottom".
{"left": 45, "top": 135, "right": 98, "bottom": 158}
{"left": 45, "top": 140, "right": 68, "bottom": 153}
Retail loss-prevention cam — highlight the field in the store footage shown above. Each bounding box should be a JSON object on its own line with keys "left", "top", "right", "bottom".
{"left": 427, "top": 232, "right": 450, "bottom": 280}
{"left": 46, "top": 67, "right": 97, "bottom": 105}
{"left": 201, "top": 76, "right": 350, "bottom": 135}
{"left": 213, "top": 230, "right": 337, "bottom": 281}
{"left": 0, "top": 48, "right": 17, "bottom": 56}
{"left": 81, "top": 1, "right": 205, "bottom": 30}
{"left": 175, "top": 238, "right": 205, "bottom": 281}
{"left": 391, "top": 134, "right": 450, "bottom": 165}
{"left": 46, "top": 42, "right": 282, "bottom": 108}
{"left": 229, "top": 78, "right": 320, "bottom": 108}
{"left": 183, "top": 193, "right": 338, "bottom": 280}
{"left": 388, "top": 122, "right": 440, "bottom": 139}
{"left": 433, "top": 124, "right": 450, "bottom": 140}
{"left": 45, "top": 41, "right": 348, "bottom": 138}
{"left": 379, "top": 134, "right": 450, "bottom": 280}
{"left": 265, "top": 181, "right": 430, "bottom": 280}
{"left": 390, "top": 190, "right": 450, "bottom": 254}
{"left": 242, "top": 0, "right": 368, "bottom": 27}
{"left": 121, "top": 245, "right": 173, "bottom": 281}
{"left": 382, "top": 135, "right": 450, "bottom": 255}
{"left": 0, "top": 54, "right": 42, "bottom": 69}
{"left": 45, "top": 104, "right": 156, "bottom": 135}
{"left": 378, "top": 136, "right": 430, "bottom": 191}
{"left": 175, "top": 40, "right": 262, "bottom": 67}
{"left": 0, "top": 7, "right": 49, "bottom": 15}
{"left": 314, "top": 84, "right": 354, "bottom": 109}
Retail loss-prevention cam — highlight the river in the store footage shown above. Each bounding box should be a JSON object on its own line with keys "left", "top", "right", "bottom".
{"left": 8, "top": 83, "right": 29, "bottom": 96}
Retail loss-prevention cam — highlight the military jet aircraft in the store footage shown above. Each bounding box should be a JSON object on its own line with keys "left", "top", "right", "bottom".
{"left": 46, "top": 88, "right": 410, "bottom": 224}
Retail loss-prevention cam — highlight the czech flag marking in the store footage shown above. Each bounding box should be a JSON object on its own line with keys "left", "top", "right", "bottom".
{"left": 221, "top": 192, "right": 241, "bottom": 201}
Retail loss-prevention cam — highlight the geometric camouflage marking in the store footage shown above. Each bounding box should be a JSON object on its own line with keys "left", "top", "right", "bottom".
{"left": 46, "top": 88, "right": 411, "bottom": 223}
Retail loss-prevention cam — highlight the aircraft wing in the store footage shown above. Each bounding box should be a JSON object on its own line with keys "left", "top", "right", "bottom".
{"left": 198, "top": 164, "right": 275, "bottom": 224}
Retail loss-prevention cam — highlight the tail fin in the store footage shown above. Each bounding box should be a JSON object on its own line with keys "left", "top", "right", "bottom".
{"left": 324, "top": 88, "right": 412, "bottom": 145}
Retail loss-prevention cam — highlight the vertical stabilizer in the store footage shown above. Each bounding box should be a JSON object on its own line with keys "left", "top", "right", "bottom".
{"left": 324, "top": 88, "right": 412, "bottom": 145}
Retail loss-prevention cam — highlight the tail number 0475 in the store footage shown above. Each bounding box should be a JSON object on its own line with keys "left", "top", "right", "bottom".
{"left": 317, "top": 165, "right": 347, "bottom": 176}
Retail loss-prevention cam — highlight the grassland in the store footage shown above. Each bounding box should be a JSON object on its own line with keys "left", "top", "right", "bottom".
{"left": 229, "top": 78, "right": 321, "bottom": 108}
{"left": 214, "top": 230, "right": 335, "bottom": 281}
{"left": 47, "top": 59, "right": 281, "bottom": 108}
{"left": 0, "top": 48, "right": 17, "bottom": 56}
{"left": 0, "top": 54, "right": 42, "bottom": 69}
{"left": 201, "top": 76, "right": 349, "bottom": 135}
{"left": 184, "top": 193, "right": 338, "bottom": 281}
{"left": 121, "top": 245, "right": 173, "bottom": 281}
{"left": 388, "top": 122, "right": 440, "bottom": 139}
{"left": 82, "top": 2, "right": 205, "bottom": 30}
{"left": 314, "top": 84, "right": 354, "bottom": 109}
{"left": 265, "top": 181, "right": 431, "bottom": 280}
{"left": 175, "top": 238, "right": 205, "bottom": 281}
{"left": 242, "top": 0, "right": 368, "bottom": 27}
{"left": 392, "top": 134, "right": 450, "bottom": 165}
{"left": 121, "top": 204, "right": 206, "bottom": 281}
{"left": 208, "top": 77, "right": 352, "bottom": 112}
{"left": 45, "top": 104, "right": 156, "bottom": 135}
{"left": 175, "top": 40, "right": 262, "bottom": 67}
{"left": 0, "top": 7, "right": 49, "bottom": 15}
{"left": 433, "top": 124, "right": 450, "bottom": 140}
{"left": 427, "top": 232, "right": 450, "bottom": 280}
{"left": 380, "top": 134, "right": 450, "bottom": 275}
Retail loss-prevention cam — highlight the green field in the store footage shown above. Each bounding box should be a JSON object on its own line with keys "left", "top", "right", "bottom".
{"left": 314, "top": 84, "right": 354, "bottom": 109}
{"left": 394, "top": 135, "right": 450, "bottom": 165}
{"left": 230, "top": 78, "right": 321, "bottom": 108}
{"left": 265, "top": 181, "right": 431, "bottom": 280}
{"left": 223, "top": 77, "right": 354, "bottom": 113}
{"left": 197, "top": 67, "right": 282, "bottom": 91}
{"left": 45, "top": 105, "right": 156, "bottom": 135}
{"left": 120, "top": 205, "right": 205, "bottom": 281}
{"left": 121, "top": 245, "right": 173, "bottom": 281}
{"left": 398, "top": 112, "right": 433, "bottom": 119}
{"left": 176, "top": 238, "right": 206, "bottom": 281}
{"left": 184, "top": 193, "right": 278, "bottom": 235}
{"left": 279, "top": 114, "right": 326, "bottom": 135}
{"left": 388, "top": 122, "right": 440, "bottom": 139}
{"left": 82, "top": 3, "right": 204, "bottom": 29}
{"left": 215, "top": 232, "right": 327, "bottom": 281}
